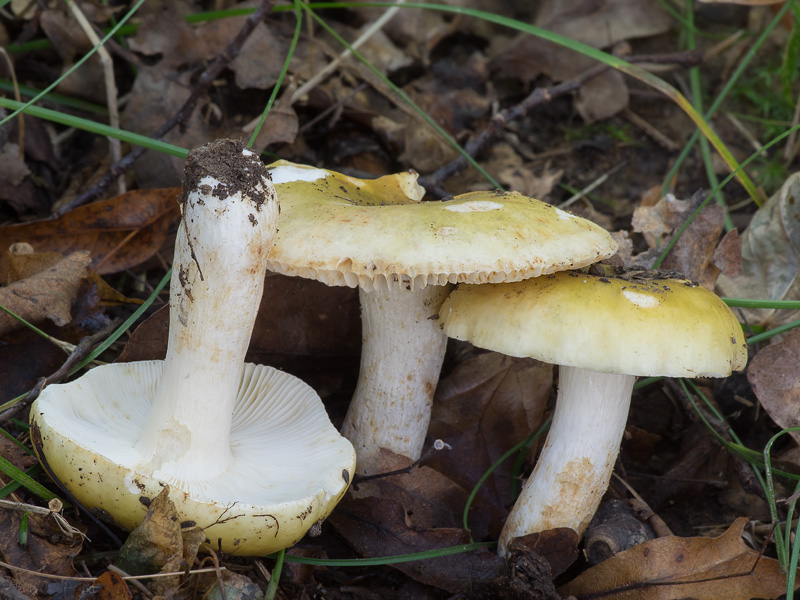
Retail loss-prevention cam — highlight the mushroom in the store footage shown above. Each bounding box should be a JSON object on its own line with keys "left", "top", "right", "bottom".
{"left": 30, "top": 141, "right": 356, "bottom": 555}
{"left": 265, "top": 161, "right": 618, "bottom": 474}
{"left": 438, "top": 269, "right": 747, "bottom": 554}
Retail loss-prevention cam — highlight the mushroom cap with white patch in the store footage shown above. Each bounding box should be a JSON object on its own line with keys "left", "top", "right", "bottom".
{"left": 440, "top": 271, "right": 747, "bottom": 377}
{"left": 266, "top": 161, "right": 618, "bottom": 292}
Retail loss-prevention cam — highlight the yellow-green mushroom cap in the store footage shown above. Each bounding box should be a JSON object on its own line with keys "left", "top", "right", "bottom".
{"left": 266, "top": 161, "right": 619, "bottom": 292}
{"left": 440, "top": 271, "right": 747, "bottom": 377}
{"left": 440, "top": 270, "right": 746, "bottom": 552}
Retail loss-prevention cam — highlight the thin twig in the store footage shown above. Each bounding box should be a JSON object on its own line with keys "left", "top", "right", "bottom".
{"left": 0, "top": 559, "right": 226, "bottom": 582}
{"left": 0, "top": 498, "right": 85, "bottom": 541}
{"left": 419, "top": 64, "right": 609, "bottom": 191}
{"left": 107, "top": 566, "right": 153, "bottom": 598}
{"left": 67, "top": 0, "right": 123, "bottom": 195}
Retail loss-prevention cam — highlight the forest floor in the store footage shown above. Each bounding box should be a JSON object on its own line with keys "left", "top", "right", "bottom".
{"left": 1, "top": 1, "right": 800, "bottom": 598}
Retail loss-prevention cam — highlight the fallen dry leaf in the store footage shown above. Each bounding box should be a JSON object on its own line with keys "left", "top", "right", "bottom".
{"left": 748, "top": 327, "right": 800, "bottom": 445}
{"left": 357, "top": 450, "right": 470, "bottom": 530}
{"left": 8, "top": 244, "right": 140, "bottom": 308}
{"left": 91, "top": 571, "right": 133, "bottom": 600}
{"left": 472, "top": 143, "right": 563, "bottom": 199}
{"left": 329, "top": 495, "right": 505, "bottom": 593}
{"left": 0, "top": 143, "right": 30, "bottom": 187}
{"left": 507, "top": 529, "right": 580, "bottom": 578}
{"left": 0, "top": 503, "right": 83, "bottom": 596}
{"left": 116, "top": 486, "right": 186, "bottom": 577}
{"left": 717, "top": 173, "right": 800, "bottom": 330}
{"left": 39, "top": 6, "right": 106, "bottom": 103}
{"left": 203, "top": 571, "right": 262, "bottom": 600}
{"left": 0, "top": 249, "right": 91, "bottom": 336}
{"left": 0, "top": 188, "right": 180, "bottom": 281}
{"left": 559, "top": 517, "right": 792, "bottom": 600}
{"left": 427, "top": 352, "right": 552, "bottom": 539}
{"left": 714, "top": 228, "right": 743, "bottom": 278}
{"left": 647, "top": 421, "right": 730, "bottom": 510}
{"left": 0, "top": 329, "right": 67, "bottom": 403}
{"left": 630, "top": 192, "right": 726, "bottom": 287}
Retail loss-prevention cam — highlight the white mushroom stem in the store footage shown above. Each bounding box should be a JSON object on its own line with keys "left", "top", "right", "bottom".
{"left": 498, "top": 367, "right": 635, "bottom": 555}
{"left": 341, "top": 285, "right": 451, "bottom": 475}
{"left": 136, "top": 144, "right": 278, "bottom": 484}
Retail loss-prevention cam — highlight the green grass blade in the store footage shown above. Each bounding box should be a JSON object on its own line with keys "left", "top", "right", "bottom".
{"left": 0, "top": 98, "right": 187, "bottom": 157}
{"left": 273, "top": 541, "right": 494, "bottom": 566}
{"left": 306, "top": 2, "right": 760, "bottom": 204}
{"left": 0, "top": 455, "right": 58, "bottom": 501}
{"left": 723, "top": 298, "right": 800, "bottom": 309}
{"left": 0, "top": 80, "right": 108, "bottom": 115}
{"left": 264, "top": 548, "right": 285, "bottom": 600}
{"left": 686, "top": 1, "right": 733, "bottom": 231}
{"left": 660, "top": 1, "right": 791, "bottom": 201}
{"left": 18, "top": 511, "right": 28, "bottom": 546}
{"left": 462, "top": 416, "right": 551, "bottom": 533}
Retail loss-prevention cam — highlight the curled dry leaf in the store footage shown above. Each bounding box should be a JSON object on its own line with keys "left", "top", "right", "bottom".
{"left": 357, "top": 449, "right": 470, "bottom": 530}
{"left": 630, "top": 192, "right": 725, "bottom": 288}
{"left": 717, "top": 172, "right": 800, "bottom": 329}
{"left": 116, "top": 486, "right": 204, "bottom": 597}
{"left": 0, "top": 249, "right": 91, "bottom": 336}
{"left": 0, "top": 188, "right": 181, "bottom": 281}
{"left": 89, "top": 571, "right": 132, "bottom": 600}
{"left": 559, "top": 517, "right": 793, "bottom": 600}
{"left": 747, "top": 327, "right": 800, "bottom": 446}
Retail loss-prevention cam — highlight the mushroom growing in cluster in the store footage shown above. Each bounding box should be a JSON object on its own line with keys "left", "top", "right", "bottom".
{"left": 30, "top": 141, "right": 356, "bottom": 555}
{"left": 265, "top": 161, "right": 618, "bottom": 474}
{"left": 438, "top": 269, "right": 747, "bottom": 554}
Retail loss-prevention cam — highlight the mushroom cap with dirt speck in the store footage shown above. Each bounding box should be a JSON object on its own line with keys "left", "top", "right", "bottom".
{"left": 266, "top": 161, "right": 619, "bottom": 292}
{"left": 31, "top": 361, "right": 355, "bottom": 556}
{"left": 439, "top": 271, "right": 747, "bottom": 378}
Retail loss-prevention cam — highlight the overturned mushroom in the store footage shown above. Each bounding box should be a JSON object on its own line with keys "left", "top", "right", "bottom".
{"left": 31, "top": 141, "right": 356, "bottom": 555}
